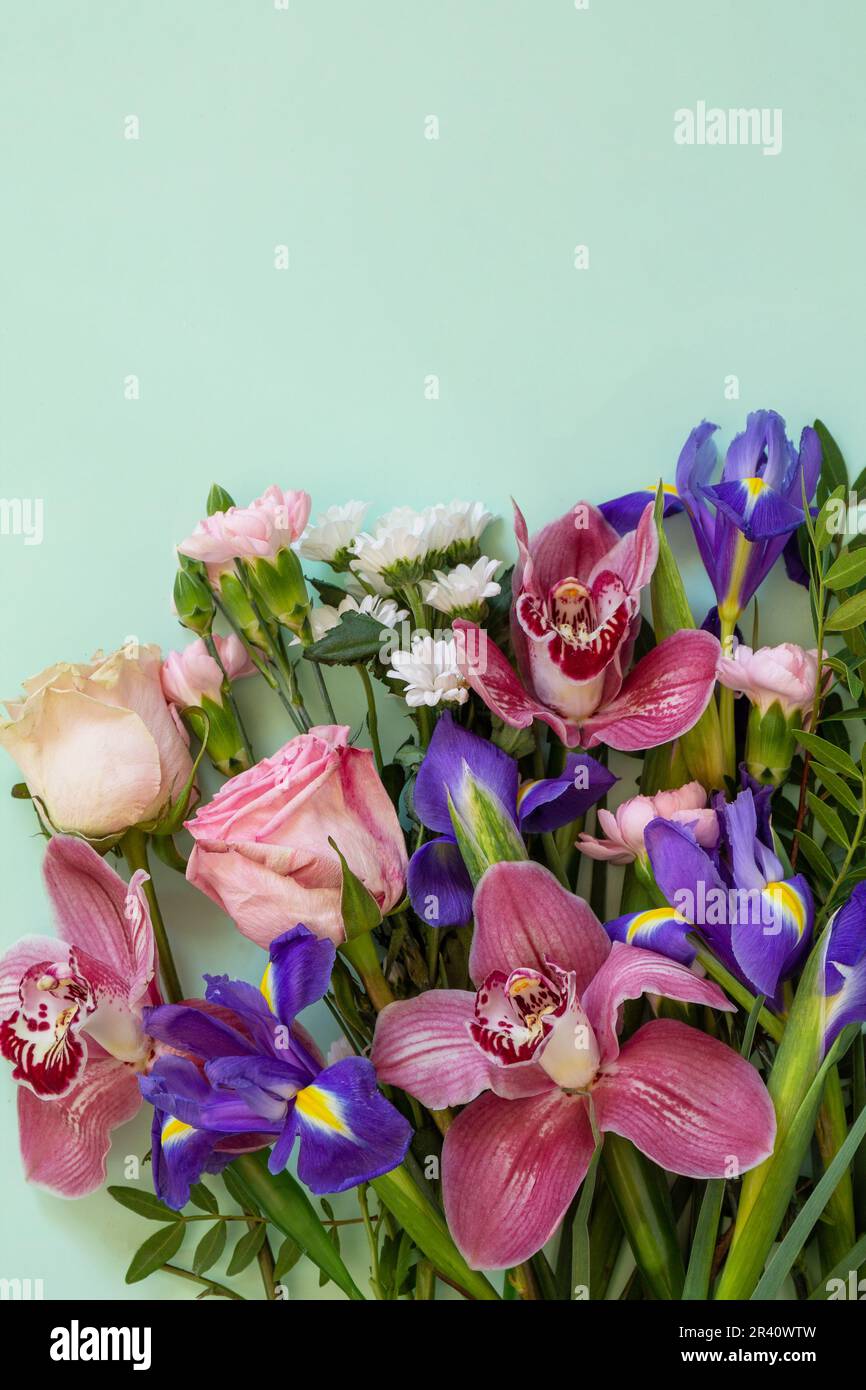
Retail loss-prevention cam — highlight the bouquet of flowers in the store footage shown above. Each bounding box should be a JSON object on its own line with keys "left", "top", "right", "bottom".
{"left": 3, "top": 407, "right": 865, "bottom": 1303}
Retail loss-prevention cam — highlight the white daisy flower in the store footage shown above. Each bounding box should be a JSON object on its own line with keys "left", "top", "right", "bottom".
{"left": 431, "top": 500, "right": 494, "bottom": 560}
{"left": 300, "top": 501, "right": 368, "bottom": 566}
{"left": 349, "top": 507, "right": 437, "bottom": 586}
{"left": 387, "top": 634, "right": 469, "bottom": 708}
{"left": 422, "top": 556, "right": 501, "bottom": 619}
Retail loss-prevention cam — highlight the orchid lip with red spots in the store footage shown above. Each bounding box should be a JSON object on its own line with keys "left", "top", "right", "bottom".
{"left": 372, "top": 859, "right": 777, "bottom": 1270}
{"left": 453, "top": 499, "right": 721, "bottom": 751}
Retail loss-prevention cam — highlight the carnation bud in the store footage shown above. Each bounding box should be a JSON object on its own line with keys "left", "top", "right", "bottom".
{"left": 207, "top": 482, "right": 236, "bottom": 515}
{"left": 173, "top": 566, "right": 215, "bottom": 637}
{"left": 216, "top": 570, "right": 272, "bottom": 650}
{"left": 248, "top": 548, "right": 311, "bottom": 635}
{"left": 744, "top": 700, "right": 798, "bottom": 785}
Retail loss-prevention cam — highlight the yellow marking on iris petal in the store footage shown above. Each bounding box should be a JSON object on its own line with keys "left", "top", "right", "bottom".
{"left": 516, "top": 779, "right": 538, "bottom": 810}
{"left": 260, "top": 963, "right": 274, "bottom": 1011}
{"left": 161, "top": 1118, "right": 194, "bottom": 1146}
{"left": 745, "top": 476, "right": 766, "bottom": 499}
{"left": 645, "top": 484, "right": 679, "bottom": 497}
{"left": 625, "top": 906, "right": 686, "bottom": 942}
{"left": 294, "top": 1084, "right": 348, "bottom": 1135}
{"left": 764, "top": 880, "right": 807, "bottom": 937}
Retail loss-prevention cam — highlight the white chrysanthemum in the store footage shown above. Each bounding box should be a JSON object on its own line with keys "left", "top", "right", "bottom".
{"left": 300, "top": 591, "right": 409, "bottom": 645}
{"left": 299, "top": 501, "right": 368, "bottom": 563}
{"left": 431, "top": 500, "right": 494, "bottom": 548}
{"left": 349, "top": 507, "right": 437, "bottom": 583}
{"left": 422, "top": 557, "right": 501, "bottom": 616}
{"left": 387, "top": 634, "right": 469, "bottom": 708}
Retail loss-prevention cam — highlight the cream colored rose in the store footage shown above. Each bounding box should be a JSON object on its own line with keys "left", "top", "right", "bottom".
{"left": 0, "top": 645, "right": 193, "bottom": 839}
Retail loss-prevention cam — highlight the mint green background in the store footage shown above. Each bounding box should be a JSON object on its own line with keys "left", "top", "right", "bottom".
{"left": 1, "top": 0, "right": 862, "bottom": 1300}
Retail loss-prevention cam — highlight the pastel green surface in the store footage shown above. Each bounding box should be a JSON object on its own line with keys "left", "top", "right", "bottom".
{"left": 0, "top": 0, "right": 860, "bottom": 1299}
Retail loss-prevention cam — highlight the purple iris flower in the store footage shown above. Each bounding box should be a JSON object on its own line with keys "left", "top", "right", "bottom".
{"left": 676, "top": 411, "right": 821, "bottom": 625}
{"left": 629, "top": 788, "right": 813, "bottom": 1003}
{"left": 408, "top": 713, "right": 617, "bottom": 927}
{"left": 600, "top": 486, "right": 683, "bottom": 535}
{"left": 139, "top": 926, "right": 412, "bottom": 1209}
{"left": 821, "top": 883, "right": 866, "bottom": 1053}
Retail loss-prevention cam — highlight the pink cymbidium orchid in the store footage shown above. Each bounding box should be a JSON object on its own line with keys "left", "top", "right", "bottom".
{"left": 453, "top": 499, "right": 720, "bottom": 750}
{"left": 0, "top": 837, "right": 160, "bottom": 1197}
{"left": 372, "top": 860, "right": 775, "bottom": 1270}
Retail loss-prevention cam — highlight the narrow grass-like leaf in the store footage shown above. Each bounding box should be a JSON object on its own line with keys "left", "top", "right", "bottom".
{"left": 752, "top": 1101, "right": 866, "bottom": 1300}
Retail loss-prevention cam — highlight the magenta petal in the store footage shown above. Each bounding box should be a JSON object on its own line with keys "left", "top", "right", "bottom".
{"left": 0, "top": 935, "right": 69, "bottom": 1020}
{"left": 579, "top": 630, "right": 720, "bottom": 751}
{"left": 594, "top": 1018, "right": 776, "bottom": 1177}
{"left": 371, "top": 991, "right": 491, "bottom": 1109}
{"left": 588, "top": 500, "right": 658, "bottom": 595}
{"left": 470, "top": 860, "right": 610, "bottom": 989}
{"left": 582, "top": 941, "right": 734, "bottom": 1063}
{"left": 17, "top": 1056, "right": 142, "bottom": 1197}
{"left": 371, "top": 990, "right": 552, "bottom": 1109}
{"left": 43, "top": 836, "right": 155, "bottom": 995}
{"left": 442, "top": 1089, "right": 594, "bottom": 1269}
{"left": 452, "top": 620, "right": 578, "bottom": 746}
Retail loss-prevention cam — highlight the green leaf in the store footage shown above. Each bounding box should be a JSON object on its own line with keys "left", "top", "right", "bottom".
{"left": 825, "top": 548, "right": 866, "bottom": 592}
{"left": 372, "top": 1164, "right": 499, "bottom": 1300}
{"left": 795, "top": 730, "right": 861, "bottom": 781}
{"left": 229, "top": 1152, "right": 366, "bottom": 1300}
{"left": 273, "top": 1234, "right": 303, "bottom": 1280}
{"left": 814, "top": 419, "right": 848, "bottom": 504}
{"left": 815, "top": 484, "right": 847, "bottom": 551}
{"left": 107, "top": 1186, "right": 179, "bottom": 1222}
{"left": 813, "top": 765, "right": 862, "bottom": 816}
{"left": 826, "top": 590, "right": 866, "bottom": 633}
{"left": 188, "top": 1182, "right": 219, "bottom": 1214}
{"left": 303, "top": 611, "right": 387, "bottom": 666}
{"left": 125, "top": 1221, "right": 185, "bottom": 1283}
{"left": 807, "top": 1232, "right": 866, "bottom": 1299}
{"left": 753, "top": 1095, "right": 866, "bottom": 1299}
{"left": 226, "top": 1223, "right": 267, "bottom": 1276}
{"left": 207, "top": 483, "right": 236, "bottom": 515}
{"left": 792, "top": 830, "right": 836, "bottom": 884}
{"left": 193, "top": 1220, "right": 227, "bottom": 1275}
{"left": 806, "top": 791, "right": 850, "bottom": 849}
{"left": 329, "top": 836, "right": 382, "bottom": 939}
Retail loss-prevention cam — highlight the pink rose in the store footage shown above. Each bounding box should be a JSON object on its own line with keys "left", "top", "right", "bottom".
{"left": 577, "top": 781, "right": 719, "bottom": 864}
{"left": 184, "top": 724, "right": 407, "bottom": 945}
{"left": 178, "top": 487, "right": 311, "bottom": 567}
{"left": 0, "top": 645, "right": 193, "bottom": 839}
{"left": 716, "top": 642, "right": 824, "bottom": 719}
{"left": 161, "top": 635, "right": 255, "bottom": 710}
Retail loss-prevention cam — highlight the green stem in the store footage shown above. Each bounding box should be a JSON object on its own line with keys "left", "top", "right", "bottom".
{"left": 312, "top": 662, "right": 338, "bottom": 723}
{"left": 230, "top": 1151, "right": 365, "bottom": 1300}
{"left": 120, "top": 829, "right": 183, "bottom": 1003}
{"left": 358, "top": 1184, "right": 383, "bottom": 1299}
{"left": 205, "top": 633, "right": 255, "bottom": 765}
{"left": 601, "top": 1134, "right": 685, "bottom": 1299}
{"left": 815, "top": 1065, "right": 857, "bottom": 1273}
{"left": 689, "top": 939, "right": 784, "bottom": 1043}
{"left": 340, "top": 932, "right": 395, "bottom": 1013}
{"left": 355, "top": 663, "right": 384, "bottom": 774}
{"left": 718, "top": 612, "right": 737, "bottom": 780}
{"left": 161, "top": 1263, "right": 245, "bottom": 1300}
